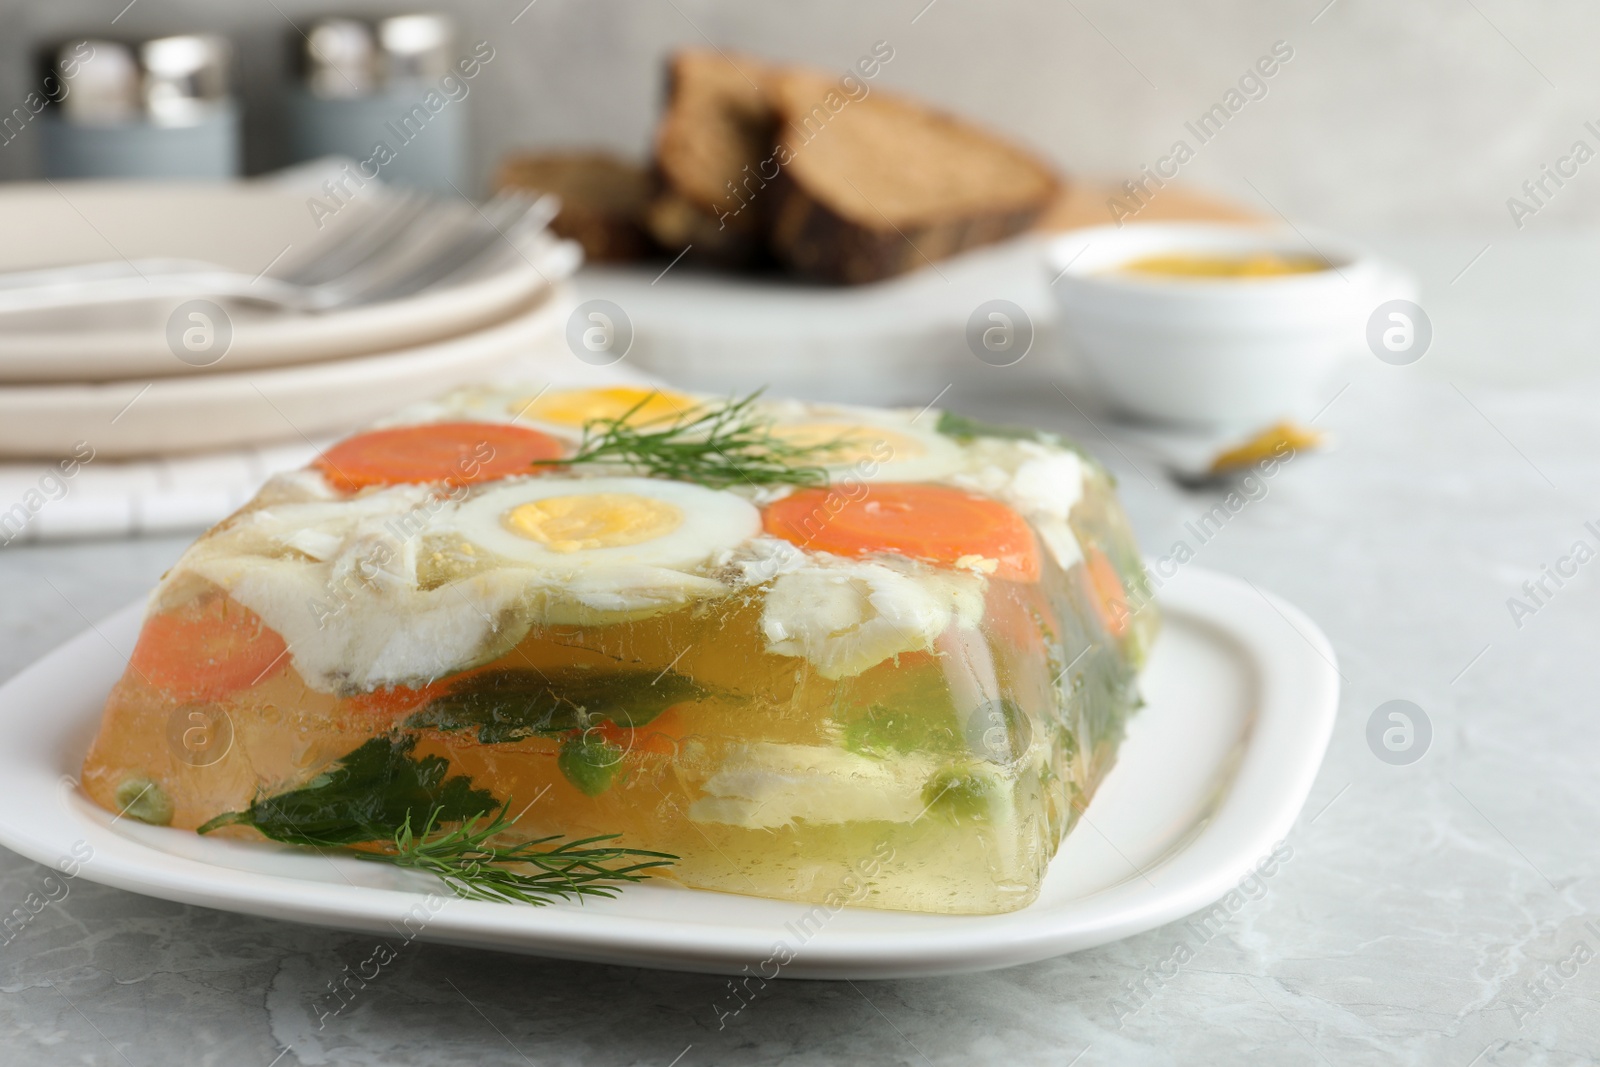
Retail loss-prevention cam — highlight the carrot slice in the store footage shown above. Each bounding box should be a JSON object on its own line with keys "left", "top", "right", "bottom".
{"left": 314, "top": 422, "right": 566, "bottom": 492}
{"left": 1084, "top": 545, "right": 1131, "bottom": 639}
{"left": 129, "top": 597, "right": 288, "bottom": 702}
{"left": 763, "top": 483, "right": 1041, "bottom": 582}
{"left": 344, "top": 679, "right": 454, "bottom": 720}
{"left": 591, "top": 705, "right": 684, "bottom": 757}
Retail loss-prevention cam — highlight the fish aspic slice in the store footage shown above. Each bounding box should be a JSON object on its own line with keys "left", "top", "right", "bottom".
{"left": 83, "top": 386, "right": 1157, "bottom": 915}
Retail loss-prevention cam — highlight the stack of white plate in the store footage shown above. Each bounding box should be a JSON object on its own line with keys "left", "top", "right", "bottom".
{"left": 0, "top": 181, "right": 580, "bottom": 543}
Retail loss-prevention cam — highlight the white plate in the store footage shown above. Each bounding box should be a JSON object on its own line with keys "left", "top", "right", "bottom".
{"left": 0, "top": 288, "right": 569, "bottom": 459}
{"left": 577, "top": 235, "right": 1072, "bottom": 407}
{"left": 0, "top": 182, "right": 568, "bottom": 382}
{"left": 0, "top": 566, "right": 1336, "bottom": 978}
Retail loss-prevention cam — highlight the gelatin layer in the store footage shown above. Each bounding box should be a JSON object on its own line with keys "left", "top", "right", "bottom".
{"left": 82, "top": 389, "right": 1157, "bottom": 915}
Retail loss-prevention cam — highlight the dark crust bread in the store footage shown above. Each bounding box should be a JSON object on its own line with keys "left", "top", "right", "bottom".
{"left": 643, "top": 188, "right": 767, "bottom": 265}
{"left": 495, "top": 153, "right": 657, "bottom": 264}
{"left": 649, "top": 49, "right": 778, "bottom": 266}
{"left": 767, "top": 173, "right": 1051, "bottom": 285}
{"left": 650, "top": 49, "right": 1063, "bottom": 283}
{"left": 764, "top": 72, "right": 1060, "bottom": 284}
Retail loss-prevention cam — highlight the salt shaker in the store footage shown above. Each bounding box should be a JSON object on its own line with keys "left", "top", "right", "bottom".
{"left": 38, "top": 35, "right": 240, "bottom": 180}
{"left": 283, "top": 14, "right": 468, "bottom": 193}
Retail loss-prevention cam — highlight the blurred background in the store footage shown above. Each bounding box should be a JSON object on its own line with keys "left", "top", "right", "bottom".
{"left": 0, "top": 0, "right": 1588, "bottom": 231}
{"left": 0, "top": 0, "right": 1591, "bottom": 386}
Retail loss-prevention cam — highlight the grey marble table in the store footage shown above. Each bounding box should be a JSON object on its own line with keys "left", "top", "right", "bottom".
{"left": 4, "top": 271, "right": 1600, "bottom": 1063}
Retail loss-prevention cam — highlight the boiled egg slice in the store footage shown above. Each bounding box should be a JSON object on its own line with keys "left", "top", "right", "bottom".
{"left": 507, "top": 385, "right": 700, "bottom": 438}
{"left": 447, "top": 476, "right": 760, "bottom": 571}
{"left": 769, "top": 417, "right": 964, "bottom": 484}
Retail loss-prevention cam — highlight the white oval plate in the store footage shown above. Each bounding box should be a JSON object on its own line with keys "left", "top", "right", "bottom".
{"left": 0, "top": 182, "right": 566, "bottom": 382}
{"left": 0, "top": 288, "right": 568, "bottom": 459}
{"left": 577, "top": 237, "right": 1066, "bottom": 407}
{"left": 0, "top": 566, "right": 1336, "bottom": 979}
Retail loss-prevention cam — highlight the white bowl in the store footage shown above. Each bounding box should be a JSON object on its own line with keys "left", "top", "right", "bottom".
{"left": 1045, "top": 223, "right": 1412, "bottom": 427}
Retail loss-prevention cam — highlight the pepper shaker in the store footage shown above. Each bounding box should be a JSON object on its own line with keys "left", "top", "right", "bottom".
{"left": 283, "top": 14, "right": 468, "bottom": 194}
{"left": 38, "top": 35, "right": 240, "bottom": 180}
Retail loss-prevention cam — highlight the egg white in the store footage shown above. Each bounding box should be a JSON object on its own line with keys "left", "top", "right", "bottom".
{"left": 443, "top": 476, "right": 761, "bottom": 572}
{"left": 770, "top": 413, "right": 965, "bottom": 484}
{"left": 368, "top": 384, "right": 531, "bottom": 432}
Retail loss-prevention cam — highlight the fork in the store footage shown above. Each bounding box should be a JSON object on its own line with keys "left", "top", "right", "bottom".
{"left": 0, "top": 191, "right": 559, "bottom": 316}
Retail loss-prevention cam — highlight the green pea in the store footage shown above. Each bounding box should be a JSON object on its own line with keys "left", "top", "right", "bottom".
{"left": 114, "top": 776, "right": 174, "bottom": 826}
{"left": 558, "top": 735, "right": 625, "bottom": 797}
{"left": 921, "top": 766, "right": 1000, "bottom": 823}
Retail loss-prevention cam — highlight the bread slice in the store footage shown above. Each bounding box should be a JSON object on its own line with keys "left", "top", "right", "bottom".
{"left": 765, "top": 71, "right": 1060, "bottom": 284}
{"left": 648, "top": 49, "right": 779, "bottom": 265}
{"left": 494, "top": 152, "right": 656, "bottom": 264}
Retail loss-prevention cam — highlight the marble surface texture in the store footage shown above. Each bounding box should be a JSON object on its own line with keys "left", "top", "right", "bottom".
{"left": 3, "top": 248, "right": 1600, "bottom": 1064}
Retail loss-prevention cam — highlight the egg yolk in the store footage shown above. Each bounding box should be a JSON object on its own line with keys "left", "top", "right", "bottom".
{"left": 502, "top": 493, "right": 684, "bottom": 553}
{"left": 771, "top": 423, "right": 925, "bottom": 466}
{"left": 512, "top": 387, "right": 695, "bottom": 428}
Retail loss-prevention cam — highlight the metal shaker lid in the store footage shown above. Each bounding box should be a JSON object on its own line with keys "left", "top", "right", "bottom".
{"left": 378, "top": 14, "right": 455, "bottom": 83}
{"left": 141, "top": 34, "right": 231, "bottom": 126}
{"left": 54, "top": 40, "right": 141, "bottom": 125}
{"left": 304, "top": 17, "right": 378, "bottom": 98}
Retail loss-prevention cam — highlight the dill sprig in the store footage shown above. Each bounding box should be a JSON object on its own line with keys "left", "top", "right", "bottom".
{"left": 533, "top": 391, "right": 842, "bottom": 489}
{"left": 198, "top": 736, "right": 674, "bottom": 906}
{"left": 358, "top": 804, "right": 677, "bottom": 906}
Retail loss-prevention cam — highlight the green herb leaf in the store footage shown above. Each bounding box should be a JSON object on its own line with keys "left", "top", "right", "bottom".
{"left": 201, "top": 739, "right": 499, "bottom": 844}
{"left": 531, "top": 390, "right": 845, "bottom": 489}
{"left": 407, "top": 668, "right": 704, "bottom": 744}
{"left": 934, "top": 410, "right": 1046, "bottom": 443}
{"left": 841, "top": 675, "right": 955, "bottom": 758}
{"left": 934, "top": 410, "right": 1095, "bottom": 464}
{"left": 1042, "top": 579, "right": 1140, "bottom": 758}
{"left": 840, "top": 668, "right": 964, "bottom": 759}
{"left": 196, "top": 735, "right": 495, "bottom": 846}
{"left": 845, "top": 706, "right": 963, "bottom": 759}
{"left": 198, "top": 736, "right": 676, "bottom": 905}
{"left": 375, "top": 805, "right": 676, "bottom": 906}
